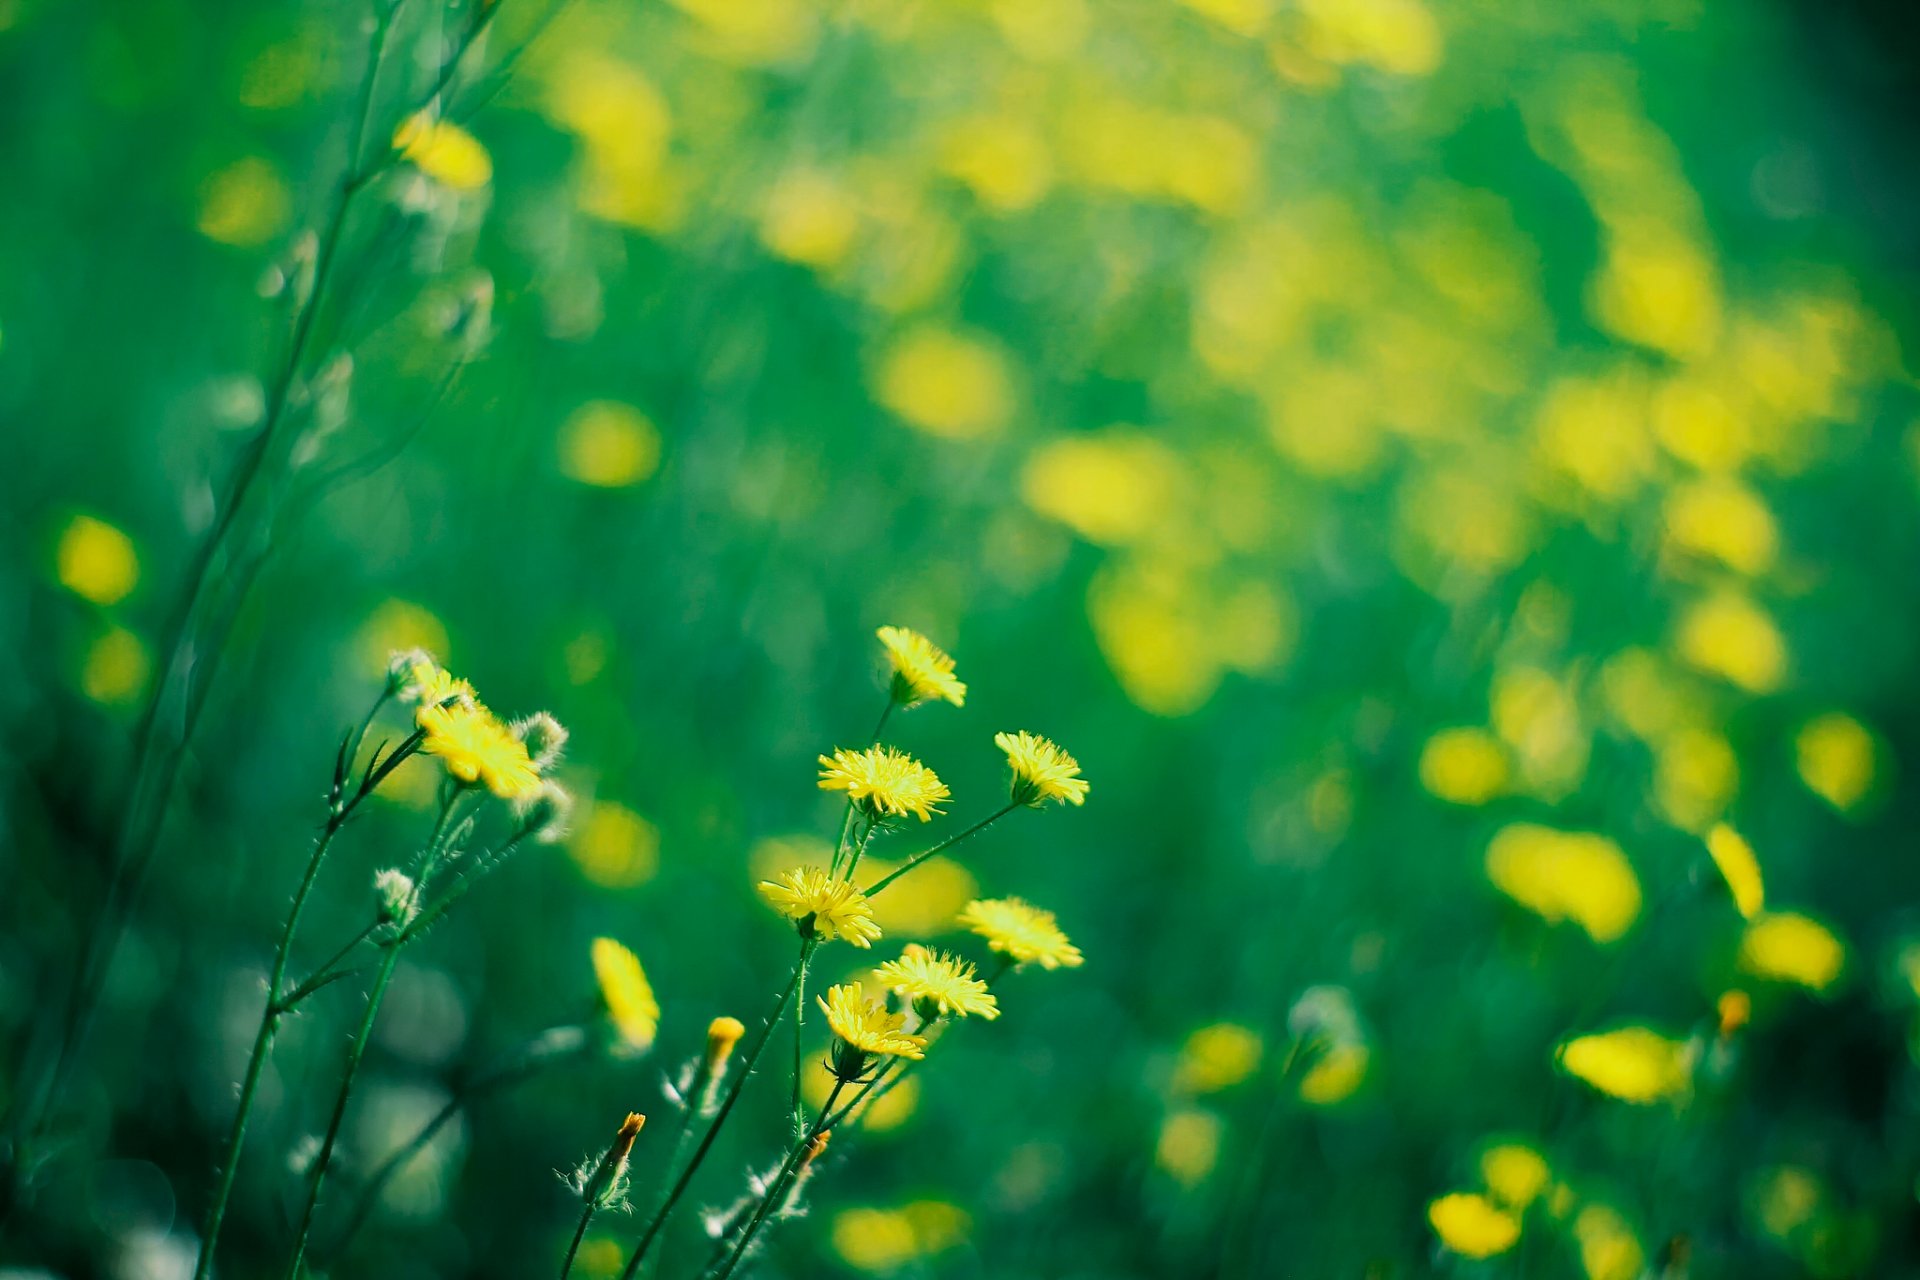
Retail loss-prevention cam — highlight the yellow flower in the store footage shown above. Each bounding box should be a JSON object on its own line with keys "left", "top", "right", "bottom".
{"left": 1574, "top": 1203, "right": 1644, "bottom": 1280}
{"left": 1738, "top": 911, "right": 1846, "bottom": 992}
{"left": 1485, "top": 824, "right": 1642, "bottom": 944}
{"left": 1418, "top": 727, "right": 1509, "bottom": 805}
{"left": 1706, "top": 824, "right": 1764, "bottom": 919}
{"left": 1156, "top": 1108, "right": 1222, "bottom": 1187}
{"left": 820, "top": 981, "right": 927, "bottom": 1066}
{"left": 958, "top": 897, "right": 1083, "bottom": 969}
{"left": 393, "top": 112, "right": 493, "bottom": 190}
{"left": 1427, "top": 1192, "right": 1520, "bottom": 1259}
{"left": 1174, "top": 1023, "right": 1264, "bottom": 1094}
{"left": 1795, "top": 712, "right": 1878, "bottom": 813}
{"left": 759, "top": 866, "right": 883, "bottom": 948}
{"left": 55, "top": 514, "right": 139, "bottom": 605}
{"left": 1479, "top": 1143, "right": 1550, "bottom": 1210}
{"left": 395, "top": 652, "right": 475, "bottom": 711}
{"left": 995, "top": 731, "right": 1090, "bottom": 807}
{"left": 1556, "top": 1026, "right": 1692, "bottom": 1104}
{"left": 418, "top": 702, "right": 542, "bottom": 801}
{"left": 592, "top": 937, "right": 659, "bottom": 1052}
{"left": 818, "top": 746, "right": 949, "bottom": 822}
{"left": 873, "top": 944, "right": 999, "bottom": 1020}
{"left": 876, "top": 626, "right": 966, "bottom": 708}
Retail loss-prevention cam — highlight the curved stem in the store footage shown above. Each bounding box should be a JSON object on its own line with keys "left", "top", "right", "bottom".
{"left": 708, "top": 1080, "right": 846, "bottom": 1280}
{"left": 861, "top": 803, "right": 1019, "bottom": 898}
{"left": 559, "top": 1202, "right": 595, "bottom": 1279}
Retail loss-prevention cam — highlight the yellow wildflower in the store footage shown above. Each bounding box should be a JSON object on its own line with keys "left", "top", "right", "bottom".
{"left": 1418, "top": 727, "right": 1509, "bottom": 805}
{"left": 1174, "top": 1023, "right": 1264, "bottom": 1094}
{"left": 1706, "top": 824, "right": 1764, "bottom": 919}
{"left": 1485, "top": 824, "right": 1642, "bottom": 944}
{"left": 394, "top": 652, "right": 475, "bottom": 711}
{"left": 393, "top": 112, "right": 492, "bottom": 190}
{"left": 1557, "top": 1026, "right": 1692, "bottom": 1104}
{"left": 876, "top": 625, "right": 966, "bottom": 708}
{"left": 873, "top": 944, "right": 999, "bottom": 1019}
{"left": 592, "top": 937, "right": 659, "bottom": 1052}
{"left": 55, "top": 514, "right": 139, "bottom": 605}
{"left": 1574, "top": 1203, "right": 1644, "bottom": 1280}
{"left": 958, "top": 897, "right": 1083, "bottom": 969}
{"left": 1717, "top": 990, "right": 1751, "bottom": 1038}
{"left": 995, "top": 730, "right": 1090, "bottom": 807}
{"left": 1427, "top": 1192, "right": 1520, "bottom": 1259}
{"left": 1738, "top": 912, "right": 1845, "bottom": 992}
{"left": 1479, "top": 1143, "right": 1550, "bottom": 1210}
{"left": 818, "top": 746, "right": 949, "bottom": 822}
{"left": 418, "top": 702, "right": 542, "bottom": 801}
{"left": 1156, "top": 1108, "right": 1222, "bottom": 1186}
{"left": 759, "top": 866, "right": 883, "bottom": 948}
{"left": 1795, "top": 712, "right": 1878, "bottom": 813}
{"left": 819, "top": 981, "right": 927, "bottom": 1077}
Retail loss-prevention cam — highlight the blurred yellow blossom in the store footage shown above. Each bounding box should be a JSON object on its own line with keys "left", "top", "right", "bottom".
{"left": 1652, "top": 727, "right": 1739, "bottom": 833}
{"left": 393, "top": 113, "right": 492, "bottom": 190}
{"left": 1298, "top": 1042, "right": 1370, "bottom": 1105}
{"left": 760, "top": 168, "right": 861, "bottom": 270}
{"left": 1155, "top": 1108, "right": 1221, "bottom": 1187}
{"left": 1574, "top": 1202, "right": 1645, "bottom": 1280}
{"left": 1653, "top": 372, "right": 1752, "bottom": 471}
{"left": 1557, "top": 1026, "right": 1691, "bottom": 1104}
{"left": 1020, "top": 433, "right": 1183, "bottom": 545}
{"left": 1174, "top": 1023, "right": 1264, "bottom": 1094}
{"left": 1480, "top": 1143, "right": 1550, "bottom": 1210}
{"left": 1663, "top": 479, "right": 1778, "bottom": 575}
{"left": 1427, "top": 1192, "right": 1519, "bottom": 1259}
{"left": 1486, "top": 824, "right": 1641, "bottom": 944}
{"left": 1418, "top": 728, "right": 1509, "bottom": 805}
{"left": 1795, "top": 712, "right": 1879, "bottom": 813}
{"left": 1295, "top": 0, "right": 1443, "bottom": 75}
{"left": 558, "top": 401, "right": 661, "bottom": 488}
{"left": 196, "top": 156, "right": 292, "bottom": 246}
{"left": 859, "top": 855, "right": 975, "bottom": 936}
{"left": 1533, "top": 371, "right": 1654, "bottom": 501}
{"left": 665, "top": 0, "right": 817, "bottom": 66}
{"left": 55, "top": 514, "right": 139, "bottom": 605}
{"left": 1178, "top": 0, "right": 1272, "bottom": 36}
{"left": 1706, "top": 824, "right": 1764, "bottom": 919}
{"left": 571, "top": 801, "right": 660, "bottom": 888}
{"left": 832, "top": 1207, "right": 919, "bottom": 1273}
{"left": 81, "top": 626, "right": 150, "bottom": 705}
{"left": 938, "top": 115, "right": 1052, "bottom": 213}
{"left": 1753, "top": 1165, "right": 1823, "bottom": 1239}
{"left": 873, "top": 326, "right": 1014, "bottom": 439}
{"left": 1739, "top": 912, "right": 1845, "bottom": 993}
{"left": 1675, "top": 591, "right": 1786, "bottom": 693}
{"left": 1491, "top": 666, "right": 1588, "bottom": 800}
{"left": 591, "top": 937, "right": 658, "bottom": 1053}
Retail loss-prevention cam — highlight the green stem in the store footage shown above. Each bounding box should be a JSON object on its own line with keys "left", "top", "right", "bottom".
{"left": 559, "top": 1202, "right": 595, "bottom": 1279}
{"left": 789, "top": 948, "right": 813, "bottom": 1140}
{"left": 709, "top": 1080, "right": 847, "bottom": 1280}
{"left": 617, "top": 945, "right": 813, "bottom": 1280}
{"left": 861, "top": 803, "right": 1019, "bottom": 898}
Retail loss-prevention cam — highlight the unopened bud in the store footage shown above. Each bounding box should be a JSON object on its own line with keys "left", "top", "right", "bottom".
{"left": 580, "top": 1112, "right": 645, "bottom": 1209}
{"left": 374, "top": 868, "right": 416, "bottom": 924}
{"left": 514, "top": 780, "right": 574, "bottom": 844}
{"left": 387, "top": 648, "right": 438, "bottom": 699}
{"left": 512, "top": 711, "right": 569, "bottom": 770}
{"left": 801, "top": 1129, "right": 830, "bottom": 1170}
{"left": 698, "top": 1016, "right": 747, "bottom": 1113}
{"left": 1716, "top": 990, "right": 1750, "bottom": 1039}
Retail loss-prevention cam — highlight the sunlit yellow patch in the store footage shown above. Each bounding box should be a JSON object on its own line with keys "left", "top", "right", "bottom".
{"left": 1155, "top": 1108, "right": 1221, "bottom": 1187}
{"left": 1663, "top": 479, "right": 1778, "bottom": 575}
{"left": 759, "top": 168, "right": 860, "bottom": 270}
{"left": 358, "top": 600, "right": 449, "bottom": 679}
{"left": 665, "top": 0, "right": 817, "bottom": 66}
{"left": 1021, "top": 432, "right": 1183, "bottom": 545}
{"left": 831, "top": 1200, "right": 968, "bottom": 1271}
{"left": 1486, "top": 824, "right": 1641, "bottom": 944}
{"left": 1753, "top": 1165, "right": 1823, "bottom": 1239}
{"left": 1738, "top": 912, "right": 1845, "bottom": 993}
{"left": 1479, "top": 1143, "right": 1550, "bottom": 1210}
{"left": 1675, "top": 591, "right": 1786, "bottom": 693}
{"left": 393, "top": 113, "right": 492, "bottom": 190}
{"left": 55, "top": 514, "right": 139, "bottom": 605}
{"left": 1177, "top": 0, "right": 1271, "bottom": 36}
{"left": 1589, "top": 226, "right": 1721, "bottom": 360}
{"left": 1652, "top": 727, "right": 1738, "bottom": 834}
{"left": 1574, "top": 1202, "right": 1644, "bottom": 1280}
{"left": 81, "top": 626, "right": 150, "bottom": 705}
{"left": 1427, "top": 1192, "right": 1519, "bottom": 1259}
{"left": 1556, "top": 1026, "right": 1691, "bottom": 1104}
{"left": 1491, "top": 667, "right": 1587, "bottom": 801}
{"left": 1418, "top": 727, "right": 1509, "bottom": 806}
{"left": 1174, "top": 1023, "right": 1263, "bottom": 1094}
{"left": 1706, "top": 824, "right": 1765, "bottom": 919}
{"left": 1795, "top": 712, "right": 1878, "bottom": 813}
{"left": 1295, "top": 0, "right": 1443, "bottom": 75}
{"left": 1653, "top": 372, "right": 1752, "bottom": 472}
{"left": 570, "top": 801, "right": 661, "bottom": 889}
{"left": 938, "top": 115, "right": 1052, "bottom": 213}
{"left": 1533, "top": 370, "right": 1654, "bottom": 501}
{"left": 591, "top": 937, "right": 659, "bottom": 1052}
{"left": 559, "top": 401, "right": 661, "bottom": 488}
{"left": 988, "top": 0, "right": 1088, "bottom": 60}
{"left": 196, "top": 156, "right": 292, "bottom": 247}
{"left": 859, "top": 855, "right": 975, "bottom": 937}
{"left": 873, "top": 326, "right": 1014, "bottom": 440}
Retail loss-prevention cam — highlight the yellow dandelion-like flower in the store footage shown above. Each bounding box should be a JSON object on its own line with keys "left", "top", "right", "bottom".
{"left": 1556, "top": 1026, "right": 1692, "bottom": 1104}
{"left": 819, "top": 981, "right": 927, "bottom": 1065}
{"left": 995, "top": 730, "right": 1090, "bottom": 808}
{"left": 418, "top": 702, "right": 542, "bottom": 802}
{"left": 818, "top": 746, "right": 950, "bottom": 822}
{"left": 591, "top": 937, "right": 659, "bottom": 1052}
{"left": 758, "top": 866, "right": 884, "bottom": 948}
{"left": 396, "top": 653, "right": 475, "bottom": 714}
{"left": 1428, "top": 1192, "right": 1521, "bottom": 1259}
{"left": 873, "top": 944, "right": 1000, "bottom": 1020}
{"left": 958, "top": 896, "right": 1083, "bottom": 969}
{"left": 1706, "top": 823, "right": 1764, "bottom": 919}
{"left": 877, "top": 625, "right": 966, "bottom": 708}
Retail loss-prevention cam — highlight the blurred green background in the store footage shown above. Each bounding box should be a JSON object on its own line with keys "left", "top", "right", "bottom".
{"left": 5, "top": 0, "right": 1920, "bottom": 1276}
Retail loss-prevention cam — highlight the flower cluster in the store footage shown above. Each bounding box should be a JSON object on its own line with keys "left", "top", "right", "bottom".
{"left": 393, "top": 650, "right": 567, "bottom": 810}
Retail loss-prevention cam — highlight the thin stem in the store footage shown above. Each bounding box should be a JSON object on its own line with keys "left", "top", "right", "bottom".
{"left": 839, "top": 816, "right": 877, "bottom": 885}
{"left": 278, "top": 920, "right": 380, "bottom": 1010}
{"left": 559, "top": 1202, "right": 595, "bottom": 1279}
{"left": 617, "top": 945, "right": 813, "bottom": 1280}
{"left": 709, "top": 1080, "right": 847, "bottom": 1280}
{"left": 828, "top": 697, "right": 895, "bottom": 878}
{"left": 788, "top": 948, "right": 813, "bottom": 1141}
{"left": 861, "top": 802, "right": 1020, "bottom": 898}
